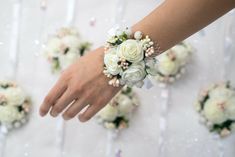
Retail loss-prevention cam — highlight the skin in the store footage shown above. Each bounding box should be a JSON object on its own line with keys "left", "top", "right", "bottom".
{"left": 40, "top": 0, "right": 235, "bottom": 122}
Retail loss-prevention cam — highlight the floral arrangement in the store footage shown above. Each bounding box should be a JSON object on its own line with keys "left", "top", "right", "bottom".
{"left": 195, "top": 82, "right": 235, "bottom": 137}
{"left": 103, "top": 28, "right": 161, "bottom": 87}
{"left": 153, "top": 42, "right": 192, "bottom": 83}
{"left": 97, "top": 87, "right": 139, "bottom": 130}
{"left": 43, "top": 27, "right": 91, "bottom": 73}
{"left": 0, "top": 81, "right": 31, "bottom": 131}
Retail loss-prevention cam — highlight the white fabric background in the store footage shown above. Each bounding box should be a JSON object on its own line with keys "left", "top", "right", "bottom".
{"left": 0, "top": 0, "right": 235, "bottom": 157}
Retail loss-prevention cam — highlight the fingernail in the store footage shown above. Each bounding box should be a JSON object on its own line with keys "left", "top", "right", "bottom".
{"left": 51, "top": 111, "right": 58, "bottom": 117}
{"left": 78, "top": 115, "right": 86, "bottom": 123}
{"left": 39, "top": 109, "right": 46, "bottom": 117}
{"left": 62, "top": 115, "right": 70, "bottom": 121}
{"left": 40, "top": 112, "right": 46, "bottom": 117}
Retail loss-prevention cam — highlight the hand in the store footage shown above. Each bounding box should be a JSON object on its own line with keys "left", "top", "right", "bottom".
{"left": 39, "top": 47, "right": 122, "bottom": 122}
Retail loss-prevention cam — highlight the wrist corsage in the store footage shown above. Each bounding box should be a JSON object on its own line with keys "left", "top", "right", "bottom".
{"left": 103, "top": 28, "right": 161, "bottom": 88}
{"left": 43, "top": 27, "right": 91, "bottom": 73}
{"left": 97, "top": 87, "right": 139, "bottom": 130}
{"left": 0, "top": 81, "right": 31, "bottom": 132}
{"left": 195, "top": 82, "right": 235, "bottom": 137}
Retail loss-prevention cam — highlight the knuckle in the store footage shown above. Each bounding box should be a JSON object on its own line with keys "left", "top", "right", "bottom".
{"left": 73, "top": 84, "right": 83, "bottom": 94}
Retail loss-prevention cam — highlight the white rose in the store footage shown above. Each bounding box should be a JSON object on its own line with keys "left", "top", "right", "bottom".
{"left": 225, "top": 96, "right": 235, "bottom": 120}
{"left": 209, "top": 86, "right": 234, "bottom": 100}
{"left": 145, "top": 58, "right": 158, "bottom": 76}
{"left": 3, "top": 87, "right": 26, "bottom": 106}
{"left": 57, "top": 27, "right": 79, "bottom": 37}
{"left": 45, "top": 37, "right": 62, "bottom": 56}
{"left": 230, "top": 123, "right": 235, "bottom": 132}
{"left": 98, "top": 104, "right": 118, "bottom": 121}
{"left": 117, "top": 39, "right": 143, "bottom": 63}
{"left": 0, "top": 106, "right": 24, "bottom": 123}
{"left": 104, "top": 49, "right": 122, "bottom": 75}
{"left": 59, "top": 51, "right": 79, "bottom": 69}
{"left": 104, "top": 122, "right": 116, "bottom": 129}
{"left": 62, "top": 35, "right": 80, "bottom": 50}
{"left": 122, "top": 62, "right": 146, "bottom": 86}
{"left": 194, "top": 102, "right": 202, "bottom": 112}
{"left": 203, "top": 98, "right": 228, "bottom": 124}
{"left": 171, "top": 44, "right": 190, "bottom": 63}
{"left": 116, "top": 94, "right": 134, "bottom": 116}
{"left": 157, "top": 53, "right": 180, "bottom": 76}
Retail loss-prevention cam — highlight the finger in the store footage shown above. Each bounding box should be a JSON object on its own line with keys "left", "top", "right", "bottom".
{"left": 78, "top": 101, "right": 104, "bottom": 122}
{"left": 62, "top": 97, "right": 88, "bottom": 120}
{"left": 40, "top": 79, "right": 67, "bottom": 116}
{"left": 50, "top": 88, "right": 76, "bottom": 117}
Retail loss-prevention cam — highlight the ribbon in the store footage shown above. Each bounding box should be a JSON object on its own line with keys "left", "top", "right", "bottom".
{"left": 214, "top": 10, "right": 235, "bottom": 157}
{"left": 211, "top": 134, "right": 225, "bottom": 157}
{"left": 222, "top": 11, "right": 235, "bottom": 80}
{"left": 34, "top": 0, "right": 48, "bottom": 56}
{"left": 8, "top": 0, "right": 22, "bottom": 80}
{"left": 1, "top": 0, "right": 22, "bottom": 155}
{"left": 114, "top": 0, "right": 127, "bottom": 27}
{"left": 0, "top": 126, "right": 8, "bottom": 157}
{"left": 65, "top": 0, "right": 77, "bottom": 27}
{"left": 55, "top": 1, "right": 77, "bottom": 156}
{"left": 106, "top": 130, "right": 118, "bottom": 157}
{"left": 56, "top": 117, "right": 66, "bottom": 157}
{"left": 157, "top": 84, "right": 170, "bottom": 157}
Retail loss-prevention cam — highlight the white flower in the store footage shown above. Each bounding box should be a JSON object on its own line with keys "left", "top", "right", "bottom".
{"left": 157, "top": 53, "right": 180, "bottom": 76}
{"left": 104, "top": 122, "right": 116, "bottom": 129}
{"left": 2, "top": 87, "right": 26, "bottom": 106}
{"left": 122, "top": 62, "right": 146, "bottom": 86}
{"left": 194, "top": 102, "right": 202, "bottom": 112}
{"left": 225, "top": 95, "right": 235, "bottom": 120}
{"left": 59, "top": 51, "right": 79, "bottom": 69}
{"left": 116, "top": 94, "right": 134, "bottom": 116}
{"left": 209, "top": 86, "right": 234, "bottom": 99}
{"left": 117, "top": 39, "right": 143, "bottom": 63}
{"left": 57, "top": 27, "right": 79, "bottom": 37}
{"left": 207, "top": 85, "right": 235, "bottom": 120}
{"left": 98, "top": 104, "right": 118, "bottom": 121}
{"left": 0, "top": 106, "right": 24, "bottom": 123}
{"left": 145, "top": 58, "right": 158, "bottom": 76}
{"left": 45, "top": 37, "right": 62, "bottom": 56}
{"left": 230, "top": 123, "right": 235, "bottom": 132}
{"left": 104, "top": 49, "right": 122, "bottom": 75}
{"left": 203, "top": 98, "right": 228, "bottom": 124}
{"left": 171, "top": 44, "right": 190, "bottom": 63}
{"left": 61, "top": 35, "right": 80, "bottom": 50}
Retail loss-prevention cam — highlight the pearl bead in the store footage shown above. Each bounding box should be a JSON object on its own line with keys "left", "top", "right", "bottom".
{"left": 134, "top": 31, "right": 143, "bottom": 40}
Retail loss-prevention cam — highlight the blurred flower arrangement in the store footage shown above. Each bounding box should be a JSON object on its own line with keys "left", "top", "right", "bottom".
{"left": 43, "top": 27, "right": 91, "bottom": 73}
{"left": 195, "top": 82, "right": 235, "bottom": 137}
{"left": 0, "top": 81, "right": 31, "bottom": 131}
{"left": 97, "top": 86, "right": 139, "bottom": 130}
{"left": 153, "top": 42, "right": 192, "bottom": 83}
